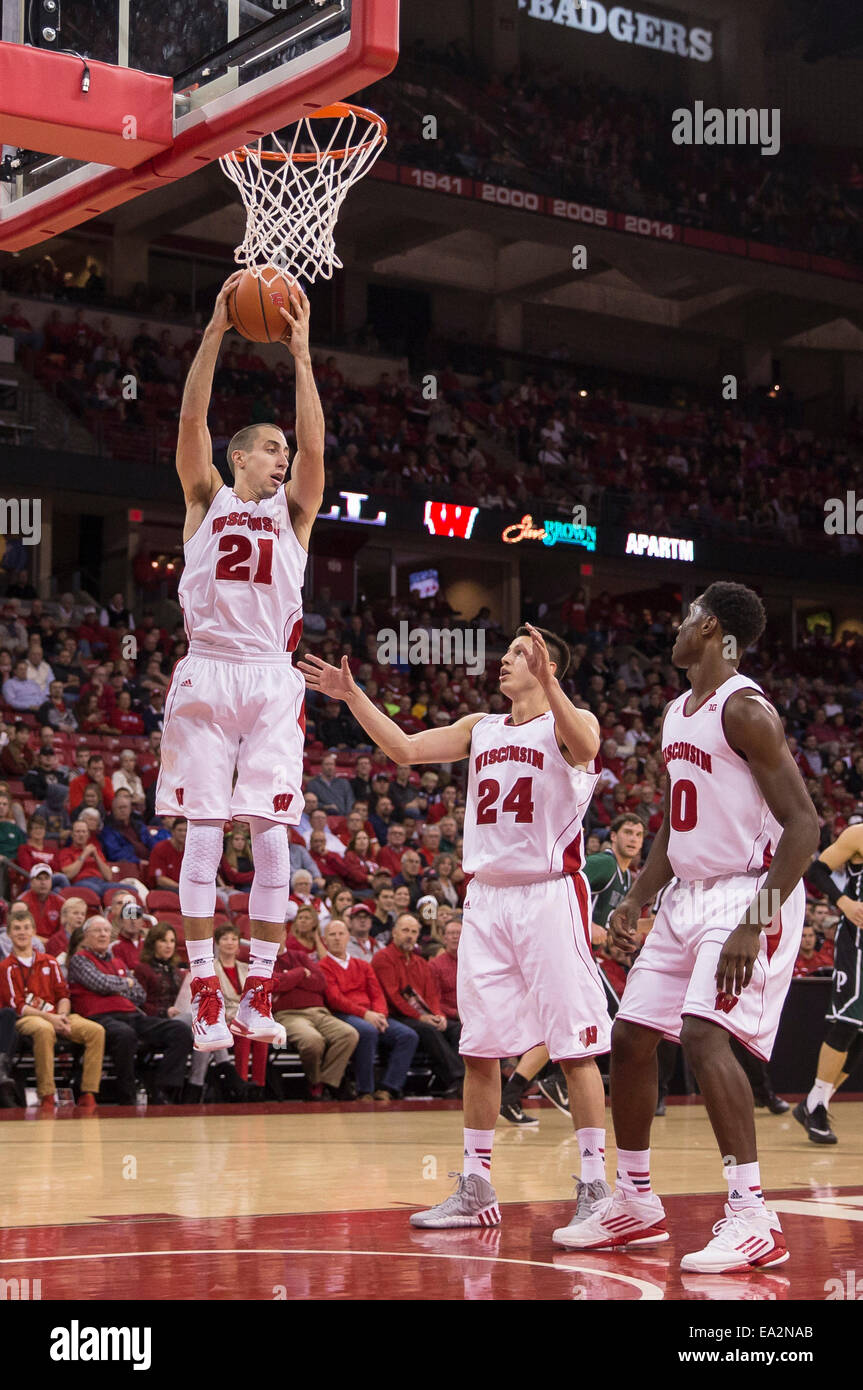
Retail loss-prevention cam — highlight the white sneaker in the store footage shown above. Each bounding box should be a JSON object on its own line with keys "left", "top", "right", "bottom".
{"left": 410, "top": 1173, "right": 501, "bottom": 1229}
{"left": 229, "top": 976, "right": 287, "bottom": 1046}
{"left": 552, "top": 1178, "right": 612, "bottom": 1242}
{"left": 680, "top": 1204, "right": 788, "bottom": 1272}
{"left": 552, "top": 1187, "right": 668, "bottom": 1249}
{"left": 190, "top": 975, "right": 233, "bottom": 1052}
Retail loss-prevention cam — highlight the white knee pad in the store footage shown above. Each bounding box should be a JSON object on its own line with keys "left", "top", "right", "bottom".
{"left": 246, "top": 816, "right": 292, "bottom": 924}
{"left": 179, "top": 820, "right": 224, "bottom": 918}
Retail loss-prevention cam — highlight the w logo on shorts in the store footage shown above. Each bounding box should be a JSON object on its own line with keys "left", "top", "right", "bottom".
{"left": 176, "top": 787, "right": 184, "bottom": 806}
{"left": 579, "top": 1024, "right": 598, "bottom": 1048}
{"left": 714, "top": 991, "right": 739, "bottom": 1014}
{"left": 272, "top": 793, "right": 294, "bottom": 813}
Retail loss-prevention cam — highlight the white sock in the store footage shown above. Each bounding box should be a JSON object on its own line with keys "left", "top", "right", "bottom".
{"left": 616, "top": 1147, "right": 652, "bottom": 1198}
{"left": 463, "top": 1127, "right": 494, "bottom": 1179}
{"left": 577, "top": 1127, "right": 606, "bottom": 1184}
{"left": 248, "top": 938, "right": 279, "bottom": 980}
{"left": 726, "top": 1160, "right": 764, "bottom": 1211}
{"left": 806, "top": 1078, "right": 831, "bottom": 1112}
{"left": 187, "top": 938, "right": 215, "bottom": 981}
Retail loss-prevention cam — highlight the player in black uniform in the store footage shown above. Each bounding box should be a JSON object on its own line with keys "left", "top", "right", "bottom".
{"left": 795, "top": 820, "right": 863, "bottom": 1144}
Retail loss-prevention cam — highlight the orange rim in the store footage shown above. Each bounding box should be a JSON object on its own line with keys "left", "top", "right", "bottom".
{"left": 225, "top": 102, "right": 387, "bottom": 166}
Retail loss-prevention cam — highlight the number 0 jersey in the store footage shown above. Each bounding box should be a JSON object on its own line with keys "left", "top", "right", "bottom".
{"left": 463, "top": 710, "right": 600, "bottom": 884}
{"left": 662, "top": 672, "right": 783, "bottom": 883}
{"left": 179, "top": 483, "right": 307, "bottom": 655}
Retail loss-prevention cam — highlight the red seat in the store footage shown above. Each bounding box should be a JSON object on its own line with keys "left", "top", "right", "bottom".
{"left": 103, "top": 884, "right": 144, "bottom": 907}
{"left": 233, "top": 914, "right": 250, "bottom": 939}
{"left": 213, "top": 912, "right": 231, "bottom": 929}
{"left": 228, "top": 893, "right": 251, "bottom": 915}
{"left": 148, "top": 889, "right": 181, "bottom": 912}
{"left": 113, "top": 860, "right": 146, "bottom": 882}
{"left": 237, "top": 941, "right": 251, "bottom": 963}
{"left": 59, "top": 885, "right": 101, "bottom": 909}
{"left": 151, "top": 910, "right": 184, "bottom": 937}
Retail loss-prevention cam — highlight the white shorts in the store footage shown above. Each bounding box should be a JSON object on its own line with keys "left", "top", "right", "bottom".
{"left": 616, "top": 873, "right": 805, "bottom": 1062}
{"left": 155, "top": 645, "right": 305, "bottom": 825}
{"left": 457, "top": 873, "right": 612, "bottom": 1062}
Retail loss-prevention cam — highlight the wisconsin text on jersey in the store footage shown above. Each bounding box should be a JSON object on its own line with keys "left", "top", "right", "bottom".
{"left": 663, "top": 741, "right": 712, "bottom": 771}
{"left": 211, "top": 511, "right": 281, "bottom": 536}
{"left": 474, "top": 744, "right": 545, "bottom": 771}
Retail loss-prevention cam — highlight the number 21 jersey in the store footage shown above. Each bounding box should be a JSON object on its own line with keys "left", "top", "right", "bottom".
{"left": 662, "top": 672, "right": 782, "bottom": 882}
{"left": 179, "top": 483, "right": 307, "bottom": 655}
{"left": 463, "top": 710, "right": 600, "bottom": 883}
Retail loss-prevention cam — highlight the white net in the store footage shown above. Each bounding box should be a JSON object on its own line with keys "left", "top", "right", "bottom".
{"left": 219, "top": 103, "right": 387, "bottom": 287}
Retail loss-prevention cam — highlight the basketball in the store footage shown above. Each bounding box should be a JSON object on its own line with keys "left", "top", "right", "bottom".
{"left": 227, "top": 268, "right": 297, "bottom": 343}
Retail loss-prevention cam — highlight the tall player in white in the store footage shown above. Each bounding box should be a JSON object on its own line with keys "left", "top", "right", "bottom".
{"left": 302, "top": 625, "right": 614, "bottom": 1230}
{"left": 561, "top": 583, "right": 819, "bottom": 1271}
{"left": 156, "top": 272, "right": 324, "bottom": 1051}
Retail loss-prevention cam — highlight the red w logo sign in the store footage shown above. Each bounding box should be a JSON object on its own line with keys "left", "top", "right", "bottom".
{"left": 579, "top": 1025, "right": 598, "bottom": 1048}
{"left": 272, "top": 793, "right": 294, "bottom": 813}
{"left": 176, "top": 787, "right": 184, "bottom": 806}
{"left": 423, "top": 501, "right": 480, "bottom": 539}
{"left": 714, "top": 991, "right": 739, "bottom": 1014}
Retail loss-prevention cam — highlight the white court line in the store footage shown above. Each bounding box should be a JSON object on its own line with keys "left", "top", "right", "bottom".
{"left": 0, "top": 1248, "right": 663, "bottom": 1299}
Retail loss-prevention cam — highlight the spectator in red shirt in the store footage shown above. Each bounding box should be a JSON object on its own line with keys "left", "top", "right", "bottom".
{"left": 340, "top": 830, "right": 378, "bottom": 889}
{"left": 308, "top": 829, "right": 347, "bottom": 881}
{"left": 793, "top": 923, "right": 834, "bottom": 978}
{"left": 113, "top": 690, "right": 145, "bottom": 737}
{"left": 319, "top": 918, "right": 417, "bottom": 1100}
{"left": 378, "top": 822, "right": 408, "bottom": 877}
{"left": 148, "top": 817, "right": 186, "bottom": 892}
{"left": 17, "top": 864, "right": 66, "bottom": 939}
{"left": 137, "top": 729, "right": 162, "bottom": 791}
{"left": 55, "top": 818, "right": 115, "bottom": 899}
{"left": 272, "top": 930, "right": 358, "bottom": 1100}
{"left": 373, "top": 914, "right": 463, "bottom": 1095}
{"left": 0, "top": 911, "right": 104, "bottom": 1110}
{"left": 109, "top": 889, "right": 152, "bottom": 971}
{"left": 133, "top": 924, "right": 186, "bottom": 1018}
{"left": 44, "top": 894, "right": 88, "bottom": 963}
{"left": 417, "top": 823, "right": 442, "bottom": 870}
{"left": 15, "top": 814, "right": 67, "bottom": 889}
{"left": 430, "top": 920, "right": 461, "bottom": 1025}
{"left": 69, "top": 754, "right": 115, "bottom": 816}
{"left": 285, "top": 904, "right": 327, "bottom": 961}
{"left": 218, "top": 824, "right": 254, "bottom": 894}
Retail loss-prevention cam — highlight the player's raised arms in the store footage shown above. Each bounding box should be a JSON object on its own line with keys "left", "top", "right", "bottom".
{"left": 176, "top": 271, "right": 243, "bottom": 542}
{"left": 299, "top": 652, "right": 482, "bottom": 764}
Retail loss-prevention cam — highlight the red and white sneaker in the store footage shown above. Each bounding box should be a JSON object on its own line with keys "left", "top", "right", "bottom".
{"left": 229, "top": 976, "right": 287, "bottom": 1046}
{"left": 552, "top": 1188, "right": 669, "bottom": 1249}
{"left": 190, "top": 975, "right": 233, "bottom": 1052}
{"left": 680, "top": 1204, "right": 788, "bottom": 1272}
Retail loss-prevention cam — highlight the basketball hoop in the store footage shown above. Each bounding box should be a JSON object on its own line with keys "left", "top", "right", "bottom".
{"left": 219, "top": 102, "right": 387, "bottom": 287}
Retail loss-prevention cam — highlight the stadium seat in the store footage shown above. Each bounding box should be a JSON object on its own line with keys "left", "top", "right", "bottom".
{"left": 59, "top": 885, "right": 102, "bottom": 910}
{"left": 103, "top": 883, "right": 144, "bottom": 907}
{"left": 228, "top": 893, "right": 252, "bottom": 914}
{"left": 148, "top": 889, "right": 181, "bottom": 912}
{"left": 233, "top": 914, "right": 251, "bottom": 939}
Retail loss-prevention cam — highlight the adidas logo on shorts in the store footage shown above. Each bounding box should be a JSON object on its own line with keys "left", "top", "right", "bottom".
{"left": 181, "top": 679, "right": 192, "bottom": 687}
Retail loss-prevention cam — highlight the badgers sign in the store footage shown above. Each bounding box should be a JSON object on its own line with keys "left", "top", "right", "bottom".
{"left": 518, "top": 1, "right": 713, "bottom": 62}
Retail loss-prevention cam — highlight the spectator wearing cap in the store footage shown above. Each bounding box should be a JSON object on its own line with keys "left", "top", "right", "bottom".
{"left": 55, "top": 818, "right": 115, "bottom": 899}
{"left": 430, "top": 920, "right": 461, "bottom": 1027}
{"left": 319, "top": 918, "right": 417, "bottom": 1101}
{"left": 346, "top": 902, "right": 386, "bottom": 961}
{"left": 373, "top": 914, "right": 464, "bottom": 1096}
{"left": 306, "top": 753, "right": 353, "bottom": 817}
{"left": 3, "top": 657, "right": 45, "bottom": 711}
{"left": 0, "top": 723, "right": 34, "bottom": 778}
{"left": 16, "top": 863, "right": 65, "bottom": 940}
{"left": 23, "top": 745, "right": 71, "bottom": 807}
{"left": 68, "top": 915, "right": 191, "bottom": 1104}
{"left": 69, "top": 754, "right": 115, "bottom": 815}
{"left": 0, "top": 910, "right": 104, "bottom": 1112}
{"left": 272, "top": 928, "right": 359, "bottom": 1100}
{"left": 147, "top": 816, "right": 186, "bottom": 892}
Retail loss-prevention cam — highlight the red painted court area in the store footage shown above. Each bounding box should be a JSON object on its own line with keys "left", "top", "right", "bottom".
{"left": 2, "top": 1189, "right": 861, "bottom": 1301}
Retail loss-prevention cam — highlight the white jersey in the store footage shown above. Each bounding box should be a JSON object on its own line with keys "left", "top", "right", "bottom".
{"left": 463, "top": 710, "right": 600, "bottom": 884}
{"left": 663, "top": 673, "right": 782, "bottom": 882}
{"left": 179, "top": 484, "right": 307, "bottom": 655}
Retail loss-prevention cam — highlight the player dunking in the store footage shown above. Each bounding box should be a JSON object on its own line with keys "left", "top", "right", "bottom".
{"left": 560, "top": 583, "right": 819, "bottom": 1271}
{"left": 301, "top": 626, "right": 614, "bottom": 1229}
{"left": 155, "top": 272, "right": 324, "bottom": 1050}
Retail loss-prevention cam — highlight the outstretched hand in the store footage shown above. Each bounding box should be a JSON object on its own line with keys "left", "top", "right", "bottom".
{"left": 279, "top": 283, "right": 311, "bottom": 359}
{"left": 523, "top": 622, "right": 555, "bottom": 689}
{"left": 298, "top": 653, "right": 357, "bottom": 702}
{"left": 210, "top": 270, "right": 244, "bottom": 336}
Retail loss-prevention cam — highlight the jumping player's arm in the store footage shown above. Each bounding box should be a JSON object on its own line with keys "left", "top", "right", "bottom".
{"left": 522, "top": 623, "right": 599, "bottom": 766}
{"left": 280, "top": 289, "right": 325, "bottom": 549}
{"left": 807, "top": 825, "right": 863, "bottom": 929}
{"left": 299, "top": 653, "right": 482, "bottom": 764}
{"left": 715, "top": 690, "right": 820, "bottom": 995}
{"left": 177, "top": 272, "right": 244, "bottom": 542}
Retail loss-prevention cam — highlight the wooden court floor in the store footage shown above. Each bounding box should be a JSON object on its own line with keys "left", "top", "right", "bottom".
{"left": 1, "top": 1097, "right": 861, "bottom": 1300}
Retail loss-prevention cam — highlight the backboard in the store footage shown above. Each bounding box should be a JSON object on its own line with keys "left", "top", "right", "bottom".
{"left": 0, "top": 0, "right": 398, "bottom": 250}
